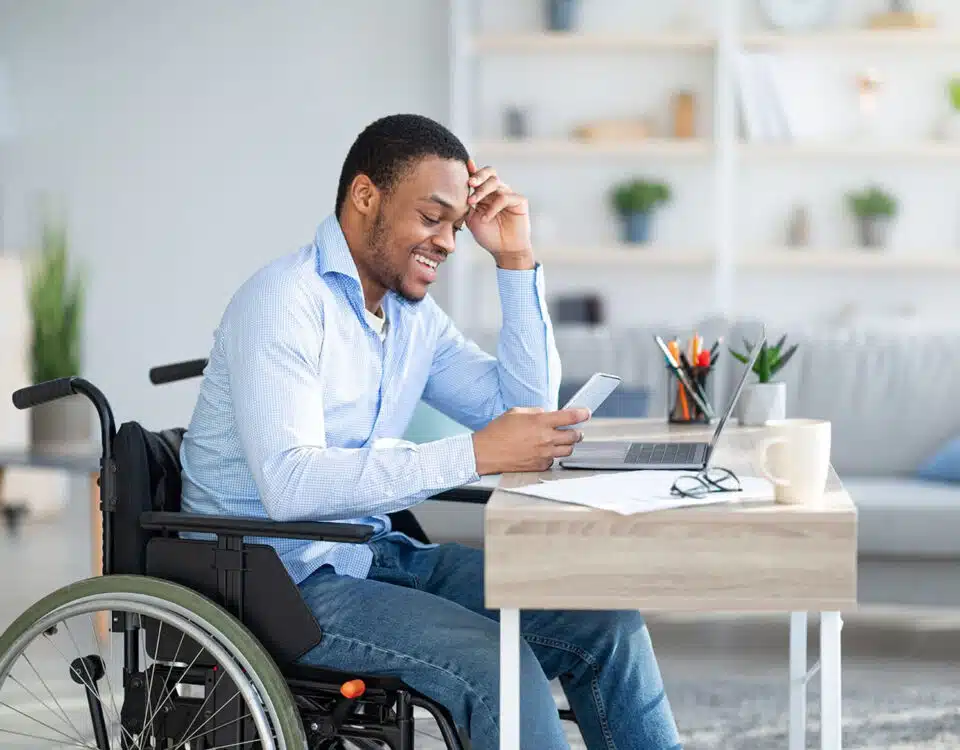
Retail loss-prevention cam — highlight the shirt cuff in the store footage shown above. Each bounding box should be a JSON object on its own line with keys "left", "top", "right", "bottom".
{"left": 495, "top": 262, "right": 549, "bottom": 324}
{"left": 416, "top": 432, "right": 479, "bottom": 493}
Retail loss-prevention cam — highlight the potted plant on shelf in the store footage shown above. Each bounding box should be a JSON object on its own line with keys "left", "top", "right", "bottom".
{"left": 26, "top": 218, "right": 90, "bottom": 455}
{"left": 938, "top": 76, "right": 960, "bottom": 141}
{"left": 610, "top": 178, "right": 671, "bottom": 245}
{"left": 846, "top": 185, "right": 897, "bottom": 249}
{"left": 545, "top": 0, "right": 579, "bottom": 31}
{"left": 730, "top": 334, "right": 798, "bottom": 426}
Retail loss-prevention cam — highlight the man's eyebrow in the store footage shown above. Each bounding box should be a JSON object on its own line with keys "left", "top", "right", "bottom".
{"left": 425, "top": 194, "right": 469, "bottom": 221}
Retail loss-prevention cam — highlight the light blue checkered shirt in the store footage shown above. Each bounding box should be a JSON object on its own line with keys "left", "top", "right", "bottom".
{"left": 180, "top": 214, "right": 560, "bottom": 584}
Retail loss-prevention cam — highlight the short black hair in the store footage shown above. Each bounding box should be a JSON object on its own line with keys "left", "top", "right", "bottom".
{"left": 335, "top": 113, "right": 470, "bottom": 217}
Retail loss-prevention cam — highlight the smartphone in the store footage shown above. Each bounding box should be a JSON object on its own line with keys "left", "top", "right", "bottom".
{"left": 559, "top": 372, "right": 622, "bottom": 426}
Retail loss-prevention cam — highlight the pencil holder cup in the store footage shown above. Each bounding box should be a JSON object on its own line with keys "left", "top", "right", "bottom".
{"left": 667, "top": 366, "right": 713, "bottom": 424}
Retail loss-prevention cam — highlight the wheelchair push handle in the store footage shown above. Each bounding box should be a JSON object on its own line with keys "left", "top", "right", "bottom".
{"left": 12, "top": 376, "right": 78, "bottom": 410}
{"left": 149, "top": 358, "right": 208, "bottom": 385}
{"left": 11, "top": 376, "right": 117, "bottom": 466}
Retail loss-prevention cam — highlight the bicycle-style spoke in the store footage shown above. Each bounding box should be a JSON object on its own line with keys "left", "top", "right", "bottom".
{"left": 0, "top": 723, "right": 100, "bottom": 747}
{"left": 21, "top": 652, "right": 86, "bottom": 742}
{"left": 172, "top": 704, "right": 252, "bottom": 750}
{"left": 8, "top": 673, "right": 88, "bottom": 747}
{"left": 0, "top": 588, "right": 289, "bottom": 750}
{"left": 0, "top": 698, "right": 100, "bottom": 749}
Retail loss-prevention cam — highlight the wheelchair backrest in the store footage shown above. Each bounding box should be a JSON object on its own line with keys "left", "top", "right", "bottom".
{"left": 111, "top": 421, "right": 186, "bottom": 575}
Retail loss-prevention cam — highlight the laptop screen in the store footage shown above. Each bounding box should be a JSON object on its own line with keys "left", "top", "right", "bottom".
{"left": 707, "top": 330, "right": 766, "bottom": 453}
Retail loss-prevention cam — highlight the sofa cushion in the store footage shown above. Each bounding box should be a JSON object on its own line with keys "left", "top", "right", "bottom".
{"left": 725, "top": 319, "right": 960, "bottom": 477}
{"left": 916, "top": 436, "right": 960, "bottom": 483}
{"left": 844, "top": 476, "right": 960, "bottom": 557}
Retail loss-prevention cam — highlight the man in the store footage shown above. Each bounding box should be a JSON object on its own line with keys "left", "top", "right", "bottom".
{"left": 180, "top": 113, "right": 682, "bottom": 750}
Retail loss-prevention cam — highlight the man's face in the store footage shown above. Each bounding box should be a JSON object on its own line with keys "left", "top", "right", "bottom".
{"left": 363, "top": 156, "right": 470, "bottom": 303}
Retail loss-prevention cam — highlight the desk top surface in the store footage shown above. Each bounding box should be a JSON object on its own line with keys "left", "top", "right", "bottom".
{"left": 483, "top": 418, "right": 859, "bottom": 611}
{"left": 487, "top": 417, "right": 854, "bottom": 521}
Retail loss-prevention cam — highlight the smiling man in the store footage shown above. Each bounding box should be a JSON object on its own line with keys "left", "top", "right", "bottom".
{"left": 180, "top": 113, "right": 682, "bottom": 750}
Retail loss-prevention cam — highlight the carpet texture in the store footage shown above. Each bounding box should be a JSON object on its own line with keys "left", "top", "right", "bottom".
{"left": 412, "top": 658, "right": 960, "bottom": 749}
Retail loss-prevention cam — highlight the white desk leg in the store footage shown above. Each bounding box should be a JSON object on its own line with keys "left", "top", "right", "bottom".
{"left": 500, "top": 608, "right": 520, "bottom": 750}
{"left": 789, "top": 612, "right": 807, "bottom": 750}
{"left": 820, "top": 612, "right": 843, "bottom": 750}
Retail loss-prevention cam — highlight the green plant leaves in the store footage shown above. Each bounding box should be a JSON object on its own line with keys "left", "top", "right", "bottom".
{"left": 27, "top": 220, "right": 85, "bottom": 383}
{"left": 611, "top": 178, "right": 671, "bottom": 215}
{"left": 729, "top": 334, "right": 797, "bottom": 384}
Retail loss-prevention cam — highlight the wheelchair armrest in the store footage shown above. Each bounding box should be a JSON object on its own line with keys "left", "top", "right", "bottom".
{"left": 427, "top": 486, "right": 493, "bottom": 504}
{"left": 140, "top": 511, "right": 375, "bottom": 543}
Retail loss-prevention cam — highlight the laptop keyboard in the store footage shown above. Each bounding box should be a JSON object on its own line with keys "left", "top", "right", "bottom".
{"left": 625, "top": 442, "right": 700, "bottom": 465}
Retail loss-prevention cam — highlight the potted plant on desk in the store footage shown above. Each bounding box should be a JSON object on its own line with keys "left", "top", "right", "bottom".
{"left": 730, "top": 335, "right": 798, "bottom": 426}
{"left": 26, "top": 218, "right": 90, "bottom": 455}
{"left": 610, "top": 178, "right": 671, "bottom": 245}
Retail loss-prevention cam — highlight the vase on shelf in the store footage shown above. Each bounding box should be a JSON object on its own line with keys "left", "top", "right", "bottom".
{"left": 545, "top": 0, "right": 578, "bottom": 32}
{"left": 857, "top": 216, "right": 891, "bottom": 249}
{"left": 622, "top": 212, "right": 652, "bottom": 244}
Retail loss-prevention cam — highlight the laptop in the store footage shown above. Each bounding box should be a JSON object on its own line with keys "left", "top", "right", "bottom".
{"left": 558, "top": 332, "right": 765, "bottom": 471}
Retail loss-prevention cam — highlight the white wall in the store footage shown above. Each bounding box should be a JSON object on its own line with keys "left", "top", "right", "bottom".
{"left": 4, "top": 0, "right": 960, "bottom": 436}
{"left": 0, "top": 0, "right": 452, "bottom": 429}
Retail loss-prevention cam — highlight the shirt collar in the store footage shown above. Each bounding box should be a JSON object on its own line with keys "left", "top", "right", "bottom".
{"left": 314, "top": 214, "right": 361, "bottom": 284}
{"left": 313, "top": 213, "right": 419, "bottom": 312}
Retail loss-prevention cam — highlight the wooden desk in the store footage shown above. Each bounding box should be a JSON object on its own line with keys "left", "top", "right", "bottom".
{"left": 484, "top": 418, "right": 857, "bottom": 750}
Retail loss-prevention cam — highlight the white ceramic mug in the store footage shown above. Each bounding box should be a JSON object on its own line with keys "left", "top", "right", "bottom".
{"left": 758, "top": 418, "right": 832, "bottom": 505}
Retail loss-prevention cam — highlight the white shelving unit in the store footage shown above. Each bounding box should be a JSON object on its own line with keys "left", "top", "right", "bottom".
{"left": 471, "top": 31, "right": 716, "bottom": 52}
{"left": 446, "top": 0, "right": 960, "bottom": 329}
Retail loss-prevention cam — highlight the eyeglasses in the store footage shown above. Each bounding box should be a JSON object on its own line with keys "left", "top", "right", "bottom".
{"left": 670, "top": 466, "right": 741, "bottom": 499}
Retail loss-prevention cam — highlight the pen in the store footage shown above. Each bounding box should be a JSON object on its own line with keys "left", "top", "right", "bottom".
{"left": 680, "top": 351, "right": 712, "bottom": 417}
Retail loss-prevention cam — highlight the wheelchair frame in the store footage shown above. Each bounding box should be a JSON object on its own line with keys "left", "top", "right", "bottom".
{"left": 10, "top": 360, "right": 541, "bottom": 750}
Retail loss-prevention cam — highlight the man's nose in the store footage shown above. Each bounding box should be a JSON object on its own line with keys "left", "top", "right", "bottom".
{"left": 433, "top": 225, "right": 456, "bottom": 254}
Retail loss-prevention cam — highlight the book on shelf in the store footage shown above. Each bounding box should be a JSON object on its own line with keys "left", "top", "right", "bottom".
{"left": 735, "top": 51, "right": 793, "bottom": 142}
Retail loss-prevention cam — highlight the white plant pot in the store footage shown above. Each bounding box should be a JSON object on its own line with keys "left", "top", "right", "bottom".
{"left": 738, "top": 382, "right": 786, "bottom": 426}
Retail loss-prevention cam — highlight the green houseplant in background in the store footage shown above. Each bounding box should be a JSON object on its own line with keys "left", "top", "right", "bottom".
{"left": 938, "top": 75, "right": 960, "bottom": 142}
{"left": 729, "top": 334, "right": 798, "bottom": 426}
{"left": 26, "top": 218, "right": 90, "bottom": 454}
{"left": 846, "top": 184, "right": 897, "bottom": 249}
{"left": 610, "top": 178, "right": 671, "bottom": 244}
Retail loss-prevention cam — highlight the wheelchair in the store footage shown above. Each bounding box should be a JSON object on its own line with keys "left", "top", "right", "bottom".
{"left": 1, "top": 360, "right": 579, "bottom": 749}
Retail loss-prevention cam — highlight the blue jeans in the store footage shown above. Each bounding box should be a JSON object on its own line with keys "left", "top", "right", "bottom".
{"left": 297, "top": 538, "right": 682, "bottom": 749}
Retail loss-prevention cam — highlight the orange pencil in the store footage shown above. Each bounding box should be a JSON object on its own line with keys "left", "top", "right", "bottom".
{"left": 668, "top": 340, "right": 690, "bottom": 420}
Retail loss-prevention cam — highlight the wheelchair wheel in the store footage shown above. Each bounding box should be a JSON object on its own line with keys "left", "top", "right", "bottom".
{"left": 0, "top": 574, "right": 306, "bottom": 749}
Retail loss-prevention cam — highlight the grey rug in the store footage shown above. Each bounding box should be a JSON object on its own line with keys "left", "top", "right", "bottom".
{"left": 412, "top": 658, "right": 960, "bottom": 749}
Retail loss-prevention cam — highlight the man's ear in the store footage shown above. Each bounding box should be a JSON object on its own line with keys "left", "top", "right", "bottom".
{"left": 349, "top": 174, "right": 380, "bottom": 218}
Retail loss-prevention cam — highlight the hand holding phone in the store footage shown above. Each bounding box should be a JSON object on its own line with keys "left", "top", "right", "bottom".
{"left": 558, "top": 372, "right": 621, "bottom": 427}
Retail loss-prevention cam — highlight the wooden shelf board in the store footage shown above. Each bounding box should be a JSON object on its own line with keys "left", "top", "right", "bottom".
{"left": 743, "top": 28, "right": 960, "bottom": 48}
{"left": 472, "top": 138, "right": 712, "bottom": 157}
{"left": 472, "top": 32, "right": 715, "bottom": 53}
{"left": 481, "top": 246, "right": 716, "bottom": 267}
{"left": 739, "top": 141, "right": 960, "bottom": 158}
{"left": 740, "top": 249, "right": 960, "bottom": 270}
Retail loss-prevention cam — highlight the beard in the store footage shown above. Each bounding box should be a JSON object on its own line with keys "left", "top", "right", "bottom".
{"left": 366, "top": 206, "right": 421, "bottom": 303}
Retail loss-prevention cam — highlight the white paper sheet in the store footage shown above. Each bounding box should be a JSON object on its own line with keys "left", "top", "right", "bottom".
{"left": 501, "top": 471, "right": 774, "bottom": 515}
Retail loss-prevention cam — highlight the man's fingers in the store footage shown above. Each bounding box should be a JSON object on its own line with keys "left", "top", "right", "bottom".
{"left": 468, "top": 165, "right": 496, "bottom": 186}
{"left": 477, "top": 189, "right": 512, "bottom": 221}
{"left": 551, "top": 428, "right": 582, "bottom": 446}
{"left": 469, "top": 176, "right": 502, "bottom": 207}
{"left": 543, "top": 407, "right": 591, "bottom": 427}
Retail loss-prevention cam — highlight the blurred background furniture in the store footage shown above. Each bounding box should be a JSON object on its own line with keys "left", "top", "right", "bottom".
{"left": 410, "top": 314, "right": 960, "bottom": 607}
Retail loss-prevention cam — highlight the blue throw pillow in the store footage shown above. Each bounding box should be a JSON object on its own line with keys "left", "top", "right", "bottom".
{"left": 917, "top": 437, "right": 960, "bottom": 482}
